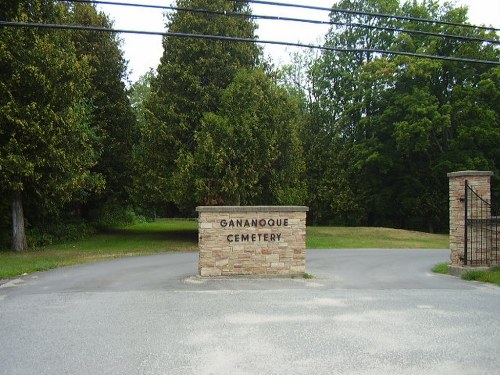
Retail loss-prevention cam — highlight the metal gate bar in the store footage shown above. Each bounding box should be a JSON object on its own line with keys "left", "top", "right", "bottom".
{"left": 464, "top": 180, "right": 499, "bottom": 266}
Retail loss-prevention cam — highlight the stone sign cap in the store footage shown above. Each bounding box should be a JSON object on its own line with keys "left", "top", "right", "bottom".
{"left": 196, "top": 206, "right": 309, "bottom": 213}
{"left": 447, "top": 170, "right": 493, "bottom": 178}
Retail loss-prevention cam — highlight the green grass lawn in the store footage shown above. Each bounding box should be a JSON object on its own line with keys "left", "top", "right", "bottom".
{"left": 0, "top": 219, "right": 448, "bottom": 279}
{"left": 307, "top": 226, "right": 448, "bottom": 249}
{"left": 0, "top": 219, "right": 198, "bottom": 279}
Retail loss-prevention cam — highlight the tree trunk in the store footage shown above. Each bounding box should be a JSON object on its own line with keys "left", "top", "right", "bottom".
{"left": 12, "top": 190, "right": 27, "bottom": 252}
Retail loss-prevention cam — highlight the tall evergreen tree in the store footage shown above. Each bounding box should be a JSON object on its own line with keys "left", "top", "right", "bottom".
{"left": 172, "top": 69, "right": 307, "bottom": 210}
{"left": 137, "top": 0, "right": 260, "bottom": 213}
{"left": 0, "top": 1, "right": 99, "bottom": 250}
{"left": 68, "top": 3, "right": 137, "bottom": 215}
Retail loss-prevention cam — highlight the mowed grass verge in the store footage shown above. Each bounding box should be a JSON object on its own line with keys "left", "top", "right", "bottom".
{"left": 462, "top": 268, "right": 500, "bottom": 285}
{"left": 432, "top": 262, "right": 500, "bottom": 286}
{"left": 1, "top": 220, "right": 448, "bottom": 279}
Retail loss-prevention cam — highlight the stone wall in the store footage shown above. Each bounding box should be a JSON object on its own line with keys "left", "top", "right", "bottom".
{"left": 196, "top": 206, "right": 308, "bottom": 277}
{"left": 447, "top": 171, "right": 493, "bottom": 267}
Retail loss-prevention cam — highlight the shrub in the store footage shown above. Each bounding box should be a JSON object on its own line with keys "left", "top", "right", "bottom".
{"left": 27, "top": 222, "right": 96, "bottom": 248}
{"left": 89, "top": 202, "right": 146, "bottom": 229}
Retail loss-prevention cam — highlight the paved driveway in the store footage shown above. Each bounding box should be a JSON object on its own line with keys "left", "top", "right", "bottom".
{"left": 1, "top": 249, "right": 499, "bottom": 374}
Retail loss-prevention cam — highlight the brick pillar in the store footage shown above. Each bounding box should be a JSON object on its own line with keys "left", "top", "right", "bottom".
{"left": 447, "top": 171, "right": 493, "bottom": 267}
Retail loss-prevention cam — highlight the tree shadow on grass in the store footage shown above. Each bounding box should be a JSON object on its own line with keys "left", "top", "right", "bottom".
{"left": 102, "top": 229, "right": 198, "bottom": 243}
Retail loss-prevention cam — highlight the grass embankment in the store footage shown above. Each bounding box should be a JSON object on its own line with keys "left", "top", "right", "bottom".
{"left": 1, "top": 220, "right": 448, "bottom": 279}
{"left": 432, "top": 262, "right": 500, "bottom": 286}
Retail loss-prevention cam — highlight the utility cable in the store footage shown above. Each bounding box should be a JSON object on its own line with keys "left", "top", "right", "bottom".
{"left": 233, "top": 0, "right": 500, "bottom": 33}
{"left": 58, "top": 0, "right": 500, "bottom": 45}
{"left": 1, "top": 20, "right": 499, "bottom": 66}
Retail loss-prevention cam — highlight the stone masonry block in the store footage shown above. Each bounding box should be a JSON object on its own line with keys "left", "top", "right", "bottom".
{"left": 197, "top": 206, "right": 308, "bottom": 276}
{"left": 200, "top": 267, "right": 222, "bottom": 277}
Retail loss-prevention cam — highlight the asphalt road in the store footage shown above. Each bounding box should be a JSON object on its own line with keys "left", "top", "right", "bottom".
{"left": 1, "top": 249, "right": 499, "bottom": 375}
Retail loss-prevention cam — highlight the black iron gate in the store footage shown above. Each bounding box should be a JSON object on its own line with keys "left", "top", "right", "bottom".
{"left": 464, "top": 181, "right": 499, "bottom": 266}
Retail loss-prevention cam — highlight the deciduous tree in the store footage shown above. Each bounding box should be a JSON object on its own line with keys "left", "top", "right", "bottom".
{"left": 303, "top": 0, "right": 499, "bottom": 229}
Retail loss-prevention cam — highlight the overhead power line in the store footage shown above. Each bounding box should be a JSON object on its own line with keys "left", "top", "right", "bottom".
{"left": 1, "top": 20, "right": 499, "bottom": 66}
{"left": 233, "top": 0, "right": 500, "bottom": 33}
{"left": 59, "top": 0, "right": 500, "bottom": 46}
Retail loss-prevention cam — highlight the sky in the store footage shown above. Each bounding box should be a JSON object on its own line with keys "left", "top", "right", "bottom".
{"left": 96, "top": 0, "right": 500, "bottom": 83}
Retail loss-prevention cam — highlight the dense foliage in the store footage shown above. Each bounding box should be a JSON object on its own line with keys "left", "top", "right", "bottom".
{"left": 134, "top": 0, "right": 262, "bottom": 215}
{"left": 0, "top": 0, "right": 135, "bottom": 250}
{"left": 69, "top": 2, "right": 137, "bottom": 215}
{"left": 173, "top": 68, "right": 307, "bottom": 209}
{"left": 1, "top": 0, "right": 499, "bottom": 250}
{"left": 295, "top": 0, "right": 500, "bottom": 230}
{"left": 1, "top": 1, "right": 98, "bottom": 250}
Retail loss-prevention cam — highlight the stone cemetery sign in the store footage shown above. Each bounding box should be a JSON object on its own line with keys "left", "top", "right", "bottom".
{"left": 196, "top": 206, "right": 308, "bottom": 277}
